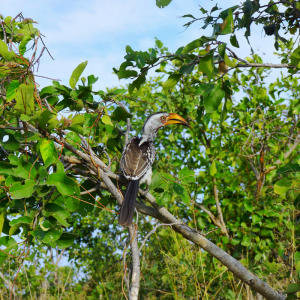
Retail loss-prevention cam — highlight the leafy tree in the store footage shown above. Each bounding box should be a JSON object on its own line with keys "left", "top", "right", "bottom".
{"left": 1, "top": 1, "right": 300, "bottom": 299}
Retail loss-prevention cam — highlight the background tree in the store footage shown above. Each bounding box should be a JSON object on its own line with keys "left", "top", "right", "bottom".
{"left": 1, "top": 1, "right": 300, "bottom": 299}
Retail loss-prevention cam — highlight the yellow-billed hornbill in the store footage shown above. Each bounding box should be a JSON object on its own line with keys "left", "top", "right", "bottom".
{"left": 118, "top": 112, "right": 189, "bottom": 226}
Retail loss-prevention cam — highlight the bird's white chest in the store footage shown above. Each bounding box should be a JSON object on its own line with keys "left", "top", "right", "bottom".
{"left": 139, "top": 167, "right": 152, "bottom": 186}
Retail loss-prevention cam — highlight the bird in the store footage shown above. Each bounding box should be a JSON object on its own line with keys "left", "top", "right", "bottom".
{"left": 118, "top": 112, "right": 189, "bottom": 226}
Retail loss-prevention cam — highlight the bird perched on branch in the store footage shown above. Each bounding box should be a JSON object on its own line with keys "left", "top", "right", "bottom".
{"left": 118, "top": 112, "right": 189, "bottom": 226}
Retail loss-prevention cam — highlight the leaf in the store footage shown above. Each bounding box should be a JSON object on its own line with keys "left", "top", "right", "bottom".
{"left": 163, "top": 74, "right": 182, "bottom": 90}
{"left": 0, "top": 237, "right": 18, "bottom": 266}
{"left": 149, "top": 170, "right": 163, "bottom": 190}
{"left": 218, "top": 43, "right": 237, "bottom": 67}
{"left": 56, "top": 233, "right": 77, "bottom": 249}
{"left": 295, "top": 252, "right": 300, "bottom": 264}
{"left": 55, "top": 195, "right": 79, "bottom": 212}
{"left": 45, "top": 173, "right": 80, "bottom": 196}
{"left": 287, "top": 283, "right": 300, "bottom": 294}
{"left": 210, "top": 160, "right": 217, "bottom": 176}
{"left": 40, "top": 86, "right": 58, "bottom": 97}
{"left": 19, "top": 36, "right": 32, "bottom": 56}
{"left": 31, "top": 228, "right": 63, "bottom": 244}
{"left": 178, "top": 167, "right": 195, "bottom": 184}
{"left": 276, "top": 164, "right": 300, "bottom": 175}
{"left": 43, "top": 203, "right": 70, "bottom": 227}
{"left": 0, "top": 211, "right": 5, "bottom": 237}
{"left": 198, "top": 54, "right": 214, "bottom": 80}
{"left": 156, "top": 191, "right": 171, "bottom": 205}
{"left": 87, "top": 75, "right": 98, "bottom": 86}
{"left": 203, "top": 85, "right": 225, "bottom": 113}
{"left": 15, "top": 84, "right": 35, "bottom": 115}
{"left": 1, "top": 134, "right": 20, "bottom": 151}
{"left": 40, "top": 139, "right": 58, "bottom": 168}
{"left": 135, "top": 55, "right": 145, "bottom": 68}
{"left": 10, "top": 179, "right": 35, "bottom": 199}
{"left": 0, "top": 40, "right": 16, "bottom": 61}
{"left": 0, "top": 162, "right": 15, "bottom": 175}
{"left": 9, "top": 216, "right": 32, "bottom": 227}
{"left": 274, "top": 179, "right": 293, "bottom": 196}
{"left": 102, "top": 115, "right": 113, "bottom": 126}
{"left": 252, "top": 214, "right": 262, "bottom": 225}
{"left": 244, "top": 199, "right": 253, "bottom": 212}
{"left": 117, "top": 70, "right": 137, "bottom": 79}
{"left": 219, "top": 9, "right": 234, "bottom": 35}
{"left": 15, "top": 156, "right": 37, "bottom": 180}
{"left": 173, "top": 183, "right": 190, "bottom": 204}
{"left": 69, "top": 61, "right": 88, "bottom": 89}
{"left": 182, "top": 38, "right": 207, "bottom": 54}
{"left": 230, "top": 35, "right": 239, "bottom": 48}
{"left": 156, "top": 0, "right": 172, "bottom": 9}
{"left": 111, "top": 107, "right": 132, "bottom": 122}
{"left": 6, "top": 80, "right": 20, "bottom": 101}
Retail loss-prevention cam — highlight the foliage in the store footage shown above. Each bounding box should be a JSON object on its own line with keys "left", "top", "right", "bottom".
{"left": 0, "top": 1, "right": 300, "bottom": 299}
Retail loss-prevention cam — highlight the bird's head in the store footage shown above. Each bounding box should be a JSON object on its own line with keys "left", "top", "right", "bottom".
{"left": 140, "top": 112, "right": 189, "bottom": 144}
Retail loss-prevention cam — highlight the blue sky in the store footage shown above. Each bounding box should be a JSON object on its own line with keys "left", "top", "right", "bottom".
{"left": 2, "top": 0, "right": 284, "bottom": 92}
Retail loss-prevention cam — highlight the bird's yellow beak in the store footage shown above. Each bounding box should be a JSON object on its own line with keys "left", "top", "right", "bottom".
{"left": 164, "top": 113, "right": 189, "bottom": 127}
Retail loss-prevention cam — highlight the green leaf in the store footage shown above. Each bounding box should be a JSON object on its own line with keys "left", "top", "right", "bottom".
{"left": 31, "top": 228, "right": 63, "bottom": 244}
{"left": 15, "top": 156, "right": 37, "bottom": 180}
{"left": 56, "top": 233, "right": 77, "bottom": 249}
{"left": 0, "top": 237, "right": 18, "bottom": 266}
{"left": 252, "top": 214, "right": 262, "bottom": 225}
{"left": 40, "top": 139, "right": 58, "bottom": 168}
{"left": 102, "top": 115, "right": 113, "bottom": 126}
{"left": 178, "top": 167, "right": 195, "bottom": 184}
{"left": 43, "top": 203, "right": 70, "bottom": 227}
{"left": 287, "top": 283, "right": 300, "bottom": 294}
{"left": 0, "top": 40, "right": 16, "bottom": 61}
{"left": 210, "top": 160, "right": 217, "bottom": 176}
{"left": 203, "top": 85, "right": 225, "bottom": 113}
{"left": 241, "top": 236, "right": 251, "bottom": 247}
{"left": 163, "top": 74, "right": 182, "bottom": 90}
{"left": 1, "top": 134, "right": 20, "bottom": 151}
{"left": 276, "top": 164, "right": 300, "bottom": 175}
{"left": 87, "top": 75, "right": 98, "bottom": 86}
{"left": 244, "top": 199, "right": 253, "bottom": 212}
{"left": 9, "top": 216, "right": 32, "bottom": 227}
{"left": 45, "top": 173, "right": 80, "bottom": 196}
{"left": 72, "top": 114, "right": 85, "bottom": 125}
{"left": 220, "top": 9, "right": 234, "bottom": 35}
{"left": 274, "top": 179, "right": 293, "bottom": 196}
{"left": 10, "top": 179, "right": 35, "bottom": 199}
{"left": 6, "top": 80, "right": 20, "bottom": 101}
{"left": 55, "top": 195, "right": 79, "bottom": 212}
{"left": 135, "top": 55, "right": 145, "bottom": 68}
{"left": 182, "top": 39, "right": 204, "bottom": 54}
{"left": 149, "top": 170, "right": 163, "bottom": 190}
{"left": 40, "top": 86, "right": 58, "bottom": 98}
{"left": 156, "top": 0, "right": 172, "bottom": 8}
{"left": 15, "top": 84, "right": 35, "bottom": 115}
{"left": 0, "top": 211, "right": 5, "bottom": 237}
{"left": 0, "top": 162, "right": 15, "bottom": 175}
{"left": 173, "top": 183, "right": 190, "bottom": 204}
{"left": 198, "top": 54, "right": 214, "bottom": 80}
{"left": 230, "top": 35, "right": 239, "bottom": 48}
{"left": 117, "top": 70, "right": 138, "bottom": 79}
{"left": 218, "top": 43, "right": 237, "bottom": 67}
{"left": 69, "top": 61, "right": 88, "bottom": 89}
{"left": 19, "top": 36, "right": 32, "bottom": 56}
{"left": 111, "top": 107, "right": 132, "bottom": 122}
{"left": 156, "top": 191, "right": 171, "bottom": 205}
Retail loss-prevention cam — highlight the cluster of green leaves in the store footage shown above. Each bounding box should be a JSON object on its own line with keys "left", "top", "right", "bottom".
{"left": 1, "top": 1, "right": 300, "bottom": 298}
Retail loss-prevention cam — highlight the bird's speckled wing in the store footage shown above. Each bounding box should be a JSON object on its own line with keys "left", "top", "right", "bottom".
{"left": 121, "top": 137, "right": 155, "bottom": 180}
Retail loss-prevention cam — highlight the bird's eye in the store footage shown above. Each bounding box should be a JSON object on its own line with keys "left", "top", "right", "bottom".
{"left": 161, "top": 116, "right": 166, "bottom": 121}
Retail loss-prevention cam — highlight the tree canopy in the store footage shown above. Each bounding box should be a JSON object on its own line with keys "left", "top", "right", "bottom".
{"left": 1, "top": 1, "right": 300, "bottom": 299}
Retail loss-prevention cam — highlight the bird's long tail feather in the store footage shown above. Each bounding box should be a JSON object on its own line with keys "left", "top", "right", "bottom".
{"left": 118, "top": 180, "right": 139, "bottom": 226}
